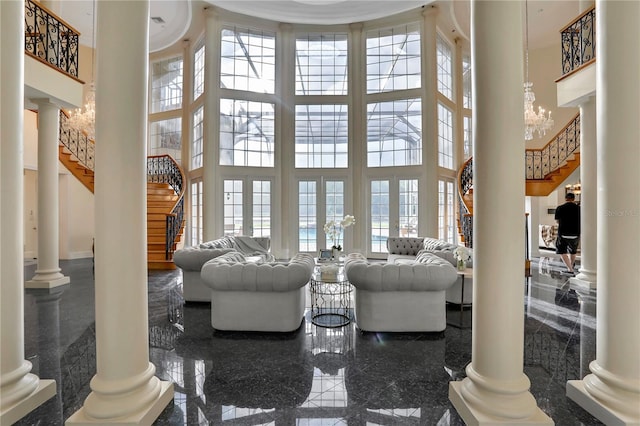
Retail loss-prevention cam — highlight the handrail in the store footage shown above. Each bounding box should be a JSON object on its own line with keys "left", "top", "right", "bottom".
{"left": 560, "top": 6, "right": 595, "bottom": 77}
{"left": 147, "top": 155, "right": 185, "bottom": 260}
{"left": 525, "top": 113, "right": 580, "bottom": 179}
{"left": 24, "top": 0, "right": 81, "bottom": 80}
{"left": 59, "top": 110, "right": 95, "bottom": 171}
{"left": 457, "top": 157, "right": 473, "bottom": 248}
{"left": 457, "top": 114, "right": 581, "bottom": 248}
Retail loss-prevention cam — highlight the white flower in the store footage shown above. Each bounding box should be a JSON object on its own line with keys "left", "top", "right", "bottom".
{"left": 453, "top": 246, "right": 470, "bottom": 262}
{"left": 341, "top": 215, "right": 356, "bottom": 228}
{"left": 324, "top": 214, "right": 356, "bottom": 250}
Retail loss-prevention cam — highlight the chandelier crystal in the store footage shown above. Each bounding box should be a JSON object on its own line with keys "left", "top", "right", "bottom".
{"left": 68, "top": 0, "right": 96, "bottom": 140}
{"left": 523, "top": 0, "right": 554, "bottom": 140}
{"left": 68, "top": 82, "right": 95, "bottom": 140}
{"left": 524, "top": 81, "right": 553, "bottom": 140}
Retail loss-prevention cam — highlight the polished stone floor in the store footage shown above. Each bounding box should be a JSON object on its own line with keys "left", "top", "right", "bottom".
{"left": 17, "top": 256, "right": 603, "bottom": 425}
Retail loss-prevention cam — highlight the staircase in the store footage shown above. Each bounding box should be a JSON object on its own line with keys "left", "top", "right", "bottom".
{"left": 58, "top": 110, "right": 185, "bottom": 269}
{"left": 457, "top": 113, "right": 581, "bottom": 247}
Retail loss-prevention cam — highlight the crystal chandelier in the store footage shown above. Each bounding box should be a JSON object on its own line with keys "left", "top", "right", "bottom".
{"left": 523, "top": 0, "right": 554, "bottom": 140}
{"left": 68, "top": 0, "right": 96, "bottom": 140}
{"left": 68, "top": 83, "right": 95, "bottom": 140}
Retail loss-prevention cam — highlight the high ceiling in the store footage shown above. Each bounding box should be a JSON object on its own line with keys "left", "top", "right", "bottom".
{"left": 58, "top": 0, "right": 583, "bottom": 53}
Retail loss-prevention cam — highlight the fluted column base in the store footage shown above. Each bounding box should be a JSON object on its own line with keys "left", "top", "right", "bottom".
{"left": 66, "top": 380, "right": 173, "bottom": 425}
{"left": 0, "top": 377, "right": 56, "bottom": 425}
{"left": 25, "top": 270, "right": 70, "bottom": 289}
{"left": 570, "top": 269, "right": 597, "bottom": 290}
{"left": 449, "top": 373, "right": 553, "bottom": 425}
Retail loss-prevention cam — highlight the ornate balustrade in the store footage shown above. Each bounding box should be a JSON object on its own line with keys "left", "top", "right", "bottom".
{"left": 458, "top": 113, "right": 580, "bottom": 248}
{"left": 526, "top": 113, "right": 580, "bottom": 179}
{"left": 147, "top": 156, "right": 185, "bottom": 260}
{"left": 457, "top": 157, "right": 473, "bottom": 247}
{"left": 560, "top": 6, "right": 596, "bottom": 77}
{"left": 59, "top": 110, "right": 95, "bottom": 170}
{"left": 25, "top": 0, "right": 80, "bottom": 80}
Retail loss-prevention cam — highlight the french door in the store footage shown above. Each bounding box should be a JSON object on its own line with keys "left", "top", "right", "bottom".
{"left": 369, "top": 178, "right": 419, "bottom": 254}
{"left": 298, "top": 178, "right": 346, "bottom": 253}
{"left": 222, "top": 178, "right": 272, "bottom": 237}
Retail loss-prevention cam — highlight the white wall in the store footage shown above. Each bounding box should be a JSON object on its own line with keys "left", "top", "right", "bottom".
{"left": 527, "top": 44, "right": 580, "bottom": 150}
{"left": 23, "top": 109, "right": 95, "bottom": 260}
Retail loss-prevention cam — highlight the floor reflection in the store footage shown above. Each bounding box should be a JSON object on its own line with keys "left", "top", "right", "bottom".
{"left": 17, "top": 257, "right": 603, "bottom": 425}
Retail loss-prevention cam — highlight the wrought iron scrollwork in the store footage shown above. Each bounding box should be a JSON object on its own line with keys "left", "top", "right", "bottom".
{"left": 147, "top": 156, "right": 185, "bottom": 260}
{"left": 24, "top": 0, "right": 80, "bottom": 79}
{"left": 526, "top": 114, "right": 580, "bottom": 179}
{"left": 561, "top": 6, "right": 595, "bottom": 76}
{"left": 459, "top": 113, "right": 581, "bottom": 248}
{"left": 59, "top": 110, "right": 95, "bottom": 170}
{"left": 458, "top": 158, "right": 473, "bottom": 248}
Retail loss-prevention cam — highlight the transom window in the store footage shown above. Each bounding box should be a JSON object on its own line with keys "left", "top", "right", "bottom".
{"left": 219, "top": 99, "right": 275, "bottom": 167}
{"left": 462, "top": 54, "right": 472, "bottom": 109}
{"left": 436, "top": 34, "right": 453, "bottom": 100}
{"left": 151, "top": 56, "right": 183, "bottom": 113}
{"left": 193, "top": 42, "right": 205, "bottom": 100}
{"left": 463, "top": 115, "right": 472, "bottom": 159}
{"left": 220, "top": 27, "right": 276, "bottom": 94}
{"left": 367, "top": 98, "right": 422, "bottom": 167}
{"left": 295, "top": 33, "right": 348, "bottom": 96}
{"left": 366, "top": 24, "right": 421, "bottom": 93}
{"left": 295, "top": 104, "right": 348, "bottom": 168}
{"left": 191, "top": 106, "right": 204, "bottom": 169}
{"left": 149, "top": 118, "right": 181, "bottom": 163}
{"left": 438, "top": 102, "right": 454, "bottom": 169}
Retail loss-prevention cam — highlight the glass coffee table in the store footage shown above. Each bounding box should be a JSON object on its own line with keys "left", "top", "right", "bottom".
{"left": 310, "top": 265, "right": 352, "bottom": 328}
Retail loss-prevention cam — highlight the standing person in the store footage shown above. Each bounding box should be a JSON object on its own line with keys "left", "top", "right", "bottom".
{"left": 555, "top": 192, "right": 580, "bottom": 275}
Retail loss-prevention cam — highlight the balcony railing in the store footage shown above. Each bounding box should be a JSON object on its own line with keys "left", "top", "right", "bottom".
{"left": 560, "top": 6, "right": 596, "bottom": 77}
{"left": 24, "top": 0, "right": 80, "bottom": 80}
{"left": 526, "top": 113, "right": 580, "bottom": 179}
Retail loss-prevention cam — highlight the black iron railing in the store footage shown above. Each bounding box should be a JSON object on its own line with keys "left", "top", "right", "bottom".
{"left": 560, "top": 6, "right": 596, "bottom": 77}
{"left": 147, "top": 155, "right": 185, "bottom": 260}
{"left": 458, "top": 114, "right": 581, "bottom": 248}
{"left": 59, "top": 110, "right": 95, "bottom": 170}
{"left": 457, "top": 158, "right": 473, "bottom": 248}
{"left": 24, "top": 0, "right": 80, "bottom": 79}
{"left": 526, "top": 113, "right": 580, "bottom": 179}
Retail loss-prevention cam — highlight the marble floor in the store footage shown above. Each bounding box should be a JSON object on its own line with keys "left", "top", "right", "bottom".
{"left": 16, "top": 256, "right": 603, "bottom": 425}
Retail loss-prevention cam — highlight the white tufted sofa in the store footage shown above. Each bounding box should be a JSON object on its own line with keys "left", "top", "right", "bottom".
{"left": 344, "top": 252, "right": 457, "bottom": 332}
{"left": 387, "top": 237, "right": 473, "bottom": 305}
{"left": 200, "top": 252, "right": 315, "bottom": 332}
{"left": 173, "top": 236, "right": 274, "bottom": 302}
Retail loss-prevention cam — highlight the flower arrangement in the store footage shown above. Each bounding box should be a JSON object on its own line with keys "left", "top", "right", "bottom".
{"left": 453, "top": 246, "right": 471, "bottom": 262}
{"left": 323, "top": 214, "right": 356, "bottom": 251}
{"left": 453, "top": 246, "right": 471, "bottom": 270}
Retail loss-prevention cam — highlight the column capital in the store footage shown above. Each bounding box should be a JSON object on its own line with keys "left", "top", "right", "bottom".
{"left": 349, "top": 22, "right": 363, "bottom": 32}
{"left": 422, "top": 4, "right": 439, "bottom": 19}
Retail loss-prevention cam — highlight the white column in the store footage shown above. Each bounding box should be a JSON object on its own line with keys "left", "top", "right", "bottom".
{"left": 566, "top": 1, "right": 640, "bottom": 424}
{"left": 66, "top": 1, "right": 173, "bottom": 423}
{"left": 0, "top": 1, "right": 56, "bottom": 424}
{"left": 449, "top": 2, "right": 552, "bottom": 424}
{"left": 571, "top": 97, "right": 597, "bottom": 288}
{"left": 276, "top": 23, "right": 295, "bottom": 259}
{"left": 421, "top": 6, "right": 439, "bottom": 238}
{"left": 26, "top": 100, "right": 70, "bottom": 288}
{"left": 203, "top": 7, "right": 221, "bottom": 241}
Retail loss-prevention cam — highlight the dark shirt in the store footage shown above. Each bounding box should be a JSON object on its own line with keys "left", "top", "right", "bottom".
{"left": 555, "top": 202, "right": 580, "bottom": 237}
